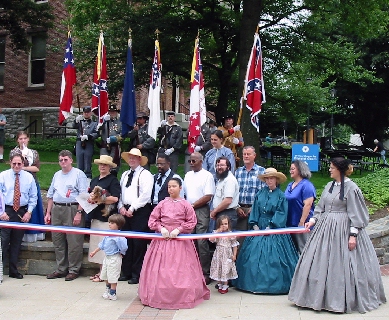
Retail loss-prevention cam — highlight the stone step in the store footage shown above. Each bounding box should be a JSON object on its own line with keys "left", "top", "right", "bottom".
{"left": 6, "top": 239, "right": 100, "bottom": 277}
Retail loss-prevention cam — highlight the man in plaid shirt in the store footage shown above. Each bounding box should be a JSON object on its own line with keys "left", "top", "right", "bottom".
{"left": 234, "top": 146, "right": 266, "bottom": 235}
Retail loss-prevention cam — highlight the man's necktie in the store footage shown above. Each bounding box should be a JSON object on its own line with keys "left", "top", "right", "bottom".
{"left": 125, "top": 170, "right": 134, "bottom": 188}
{"left": 157, "top": 174, "right": 164, "bottom": 186}
{"left": 13, "top": 173, "right": 21, "bottom": 212}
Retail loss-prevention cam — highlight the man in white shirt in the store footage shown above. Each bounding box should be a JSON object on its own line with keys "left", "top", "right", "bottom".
{"left": 211, "top": 156, "right": 239, "bottom": 229}
{"left": 118, "top": 148, "right": 153, "bottom": 284}
{"left": 184, "top": 152, "right": 215, "bottom": 284}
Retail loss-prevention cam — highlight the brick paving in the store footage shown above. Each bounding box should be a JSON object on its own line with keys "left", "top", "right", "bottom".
{"left": 116, "top": 264, "right": 389, "bottom": 320}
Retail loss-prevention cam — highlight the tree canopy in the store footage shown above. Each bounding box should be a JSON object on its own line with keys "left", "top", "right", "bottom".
{"left": 0, "top": 0, "right": 53, "bottom": 51}
{"left": 65, "top": 0, "right": 389, "bottom": 147}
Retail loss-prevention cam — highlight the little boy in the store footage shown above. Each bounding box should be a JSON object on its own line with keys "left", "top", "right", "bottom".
{"left": 90, "top": 214, "right": 128, "bottom": 301}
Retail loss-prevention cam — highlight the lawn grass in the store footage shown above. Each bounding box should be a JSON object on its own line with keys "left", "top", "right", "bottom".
{"left": 0, "top": 149, "right": 370, "bottom": 193}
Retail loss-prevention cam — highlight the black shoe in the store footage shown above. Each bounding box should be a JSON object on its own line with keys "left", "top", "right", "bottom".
{"left": 204, "top": 276, "right": 212, "bottom": 285}
{"left": 128, "top": 278, "right": 139, "bottom": 284}
{"left": 118, "top": 275, "right": 129, "bottom": 281}
{"left": 9, "top": 272, "right": 23, "bottom": 279}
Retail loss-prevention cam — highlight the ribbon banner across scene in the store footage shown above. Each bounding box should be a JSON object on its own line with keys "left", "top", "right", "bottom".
{"left": 0, "top": 221, "right": 309, "bottom": 240}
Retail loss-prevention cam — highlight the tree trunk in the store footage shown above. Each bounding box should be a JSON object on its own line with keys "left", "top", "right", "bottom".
{"left": 238, "top": 0, "right": 263, "bottom": 162}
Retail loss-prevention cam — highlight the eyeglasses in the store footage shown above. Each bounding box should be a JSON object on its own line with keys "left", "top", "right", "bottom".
{"left": 59, "top": 158, "right": 70, "bottom": 162}
{"left": 11, "top": 163, "right": 22, "bottom": 166}
{"left": 187, "top": 159, "right": 198, "bottom": 164}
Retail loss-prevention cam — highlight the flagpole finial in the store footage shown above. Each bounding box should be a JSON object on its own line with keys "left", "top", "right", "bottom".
{"left": 155, "top": 29, "right": 161, "bottom": 39}
{"left": 197, "top": 29, "right": 200, "bottom": 39}
{"left": 128, "top": 28, "right": 132, "bottom": 38}
{"left": 256, "top": 24, "right": 259, "bottom": 33}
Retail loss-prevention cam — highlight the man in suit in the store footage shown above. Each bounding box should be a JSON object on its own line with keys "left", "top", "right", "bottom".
{"left": 151, "top": 154, "right": 183, "bottom": 210}
{"left": 0, "top": 154, "right": 38, "bottom": 279}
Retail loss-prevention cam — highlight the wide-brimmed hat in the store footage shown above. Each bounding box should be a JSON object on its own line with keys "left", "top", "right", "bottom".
{"left": 94, "top": 155, "right": 117, "bottom": 168}
{"left": 258, "top": 167, "right": 287, "bottom": 184}
{"left": 221, "top": 114, "right": 235, "bottom": 122}
{"left": 121, "top": 148, "right": 148, "bottom": 167}
{"left": 137, "top": 112, "right": 149, "bottom": 120}
{"left": 108, "top": 104, "right": 120, "bottom": 112}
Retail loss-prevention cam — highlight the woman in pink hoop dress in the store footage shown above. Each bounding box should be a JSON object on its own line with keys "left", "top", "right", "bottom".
{"left": 138, "top": 177, "right": 210, "bottom": 309}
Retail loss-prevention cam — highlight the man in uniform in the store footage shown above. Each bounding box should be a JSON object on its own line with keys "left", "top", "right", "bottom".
{"left": 217, "top": 114, "right": 244, "bottom": 167}
{"left": 99, "top": 104, "right": 122, "bottom": 175}
{"left": 184, "top": 122, "right": 212, "bottom": 173}
{"left": 73, "top": 106, "right": 98, "bottom": 179}
{"left": 157, "top": 111, "right": 183, "bottom": 173}
{"left": 118, "top": 148, "right": 153, "bottom": 284}
{"left": 128, "top": 112, "right": 156, "bottom": 170}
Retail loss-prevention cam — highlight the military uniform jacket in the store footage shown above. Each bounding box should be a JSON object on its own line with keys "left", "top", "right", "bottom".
{"left": 100, "top": 118, "right": 122, "bottom": 142}
{"left": 158, "top": 123, "right": 183, "bottom": 150}
{"left": 73, "top": 118, "right": 98, "bottom": 141}
{"left": 218, "top": 125, "right": 244, "bottom": 157}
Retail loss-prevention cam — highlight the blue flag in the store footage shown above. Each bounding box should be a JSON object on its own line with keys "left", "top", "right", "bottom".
{"left": 121, "top": 39, "right": 137, "bottom": 137}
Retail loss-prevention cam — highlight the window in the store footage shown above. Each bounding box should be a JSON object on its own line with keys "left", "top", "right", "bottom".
{"left": 0, "top": 37, "right": 5, "bottom": 89}
{"left": 29, "top": 34, "right": 46, "bottom": 87}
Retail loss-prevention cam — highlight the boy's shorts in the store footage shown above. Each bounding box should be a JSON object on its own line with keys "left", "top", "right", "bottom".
{"left": 100, "top": 254, "right": 122, "bottom": 283}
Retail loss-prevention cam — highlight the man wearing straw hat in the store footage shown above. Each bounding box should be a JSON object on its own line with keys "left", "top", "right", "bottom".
{"left": 118, "top": 148, "right": 153, "bottom": 284}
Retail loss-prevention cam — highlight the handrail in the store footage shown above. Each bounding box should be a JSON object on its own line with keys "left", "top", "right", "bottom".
{"left": 23, "top": 120, "right": 38, "bottom": 138}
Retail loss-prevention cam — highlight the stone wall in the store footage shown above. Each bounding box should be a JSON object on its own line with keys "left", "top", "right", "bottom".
{"left": 366, "top": 216, "right": 389, "bottom": 265}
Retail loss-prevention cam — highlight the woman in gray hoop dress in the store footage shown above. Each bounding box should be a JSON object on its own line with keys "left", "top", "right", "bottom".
{"left": 288, "top": 157, "right": 386, "bottom": 313}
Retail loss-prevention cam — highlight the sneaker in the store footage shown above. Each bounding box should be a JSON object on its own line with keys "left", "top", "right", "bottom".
{"left": 108, "top": 293, "right": 117, "bottom": 301}
{"left": 102, "top": 288, "right": 110, "bottom": 299}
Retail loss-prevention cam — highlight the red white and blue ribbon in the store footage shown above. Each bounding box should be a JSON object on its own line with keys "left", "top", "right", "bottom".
{"left": 0, "top": 221, "right": 309, "bottom": 240}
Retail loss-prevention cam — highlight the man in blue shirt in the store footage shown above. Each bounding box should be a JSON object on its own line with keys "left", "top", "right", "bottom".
{"left": 235, "top": 146, "right": 266, "bottom": 234}
{"left": 0, "top": 154, "right": 38, "bottom": 279}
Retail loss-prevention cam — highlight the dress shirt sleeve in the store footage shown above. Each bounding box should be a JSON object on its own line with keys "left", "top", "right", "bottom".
{"left": 76, "top": 170, "right": 89, "bottom": 193}
{"left": 27, "top": 175, "right": 38, "bottom": 212}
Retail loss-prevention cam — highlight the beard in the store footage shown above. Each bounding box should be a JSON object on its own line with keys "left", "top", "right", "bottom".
{"left": 216, "top": 169, "right": 229, "bottom": 180}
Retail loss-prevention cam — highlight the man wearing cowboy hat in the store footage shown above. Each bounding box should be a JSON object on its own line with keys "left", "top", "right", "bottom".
{"left": 217, "top": 114, "right": 244, "bottom": 165}
{"left": 99, "top": 104, "right": 123, "bottom": 174}
{"left": 72, "top": 106, "right": 98, "bottom": 179}
{"left": 128, "top": 112, "right": 156, "bottom": 170}
{"left": 157, "top": 111, "right": 183, "bottom": 173}
{"left": 118, "top": 148, "right": 153, "bottom": 284}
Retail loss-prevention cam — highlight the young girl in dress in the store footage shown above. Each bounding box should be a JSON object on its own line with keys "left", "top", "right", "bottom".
{"left": 209, "top": 215, "right": 239, "bottom": 294}
{"left": 139, "top": 178, "right": 210, "bottom": 309}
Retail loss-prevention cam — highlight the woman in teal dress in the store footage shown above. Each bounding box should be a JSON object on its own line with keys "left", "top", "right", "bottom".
{"left": 233, "top": 168, "right": 298, "bottom": 294}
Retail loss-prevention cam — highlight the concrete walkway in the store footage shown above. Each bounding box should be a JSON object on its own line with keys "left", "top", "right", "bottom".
{"left": 1, "top": 267, "right": 389, "bottom": 320}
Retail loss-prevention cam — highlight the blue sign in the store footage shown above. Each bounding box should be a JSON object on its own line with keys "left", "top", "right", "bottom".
{"left": 292, "top": 144, "right": 319, "bottom": 172}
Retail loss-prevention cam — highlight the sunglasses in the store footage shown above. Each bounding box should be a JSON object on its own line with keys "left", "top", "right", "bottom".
{"left": 187, "top": 159, "right": 198, "bottom": 164}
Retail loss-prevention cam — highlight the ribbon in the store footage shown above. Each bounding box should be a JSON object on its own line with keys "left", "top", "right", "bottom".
{"left": 0, "top": 221, "right": 309, "bottom": 240}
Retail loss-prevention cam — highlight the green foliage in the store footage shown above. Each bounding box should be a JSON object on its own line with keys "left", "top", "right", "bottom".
{"left": 0, "top": 0, "right": 53, "bottom": 51}
{"left": 354, "top": 168, "right": 389, "bottom": 212}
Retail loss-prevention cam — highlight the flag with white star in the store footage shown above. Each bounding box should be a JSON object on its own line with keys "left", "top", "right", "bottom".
{"left": 188, "top": 37, "right": 206, "bottom": 153}
{"left": 245, "top": 30, "right": 265, "bottom": 131}
{"left": 91, "top": 32, "right": 109, "bottom": 124}
{"left": 59, "top": 31, "right": 76, "bottom": 125}
{"left": 147, "top": 39, "right": 161, "bottom": 140}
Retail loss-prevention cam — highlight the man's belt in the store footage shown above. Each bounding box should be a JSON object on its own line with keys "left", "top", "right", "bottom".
{"left": 239, "top": 203, "right": 252, "bottom": 208}
{"left": 5, "top": 205, "right": 27, "bottom": 210}
{"left": 54, "top": 202, "right": 78, "bottom": 206}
